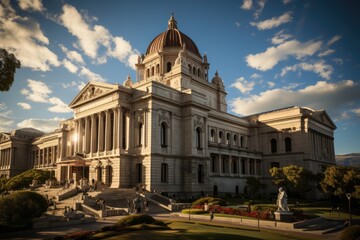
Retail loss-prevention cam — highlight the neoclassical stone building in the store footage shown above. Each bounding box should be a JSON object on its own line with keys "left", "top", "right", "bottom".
{"left": 0, "top": 15, "right": 336, "bottom": 196}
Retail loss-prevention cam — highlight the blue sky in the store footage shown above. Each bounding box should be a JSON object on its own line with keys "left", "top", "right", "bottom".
{"left": 0, "top": 0, "right": 359, "bottom": 155}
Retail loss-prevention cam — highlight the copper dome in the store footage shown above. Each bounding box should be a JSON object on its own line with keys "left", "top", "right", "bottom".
{"left": 145, "top": 15, "right": 201, "bottom": 57}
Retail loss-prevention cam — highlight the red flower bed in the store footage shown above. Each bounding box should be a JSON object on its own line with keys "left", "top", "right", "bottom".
{"left": 208, "top": 205, "right": 271, "bottom": 220}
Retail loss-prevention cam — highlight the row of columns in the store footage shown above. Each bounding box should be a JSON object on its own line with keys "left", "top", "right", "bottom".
{"left": 69, "top": 108, "right": 130, "bottom": 156}
{"left": 32, "top": 146, "right": 57, "bottom": 167}
{"left": 0, "top": 148, "right": 12, "bottom": 169}
{"left": 211, "top": 154, "right": 261, "bottom": 176}
{"left": 309, "top": 129, "right": 335, "bottom": 161}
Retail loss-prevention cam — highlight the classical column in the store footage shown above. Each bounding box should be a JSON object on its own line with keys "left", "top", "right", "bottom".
{"left": 113, "top": 108, "right": 118, "bottom": 151}
{"left": 98, "top": 113, "right": 104, "bottom": 152}
{"left": 84, "top": 117, "right": 90, "bottom": 153}
{"left": 105, "top": 110, "right": 111, "bottom": 152}
{"left": 90, "top": 115, "right": 95, "bottom": 153}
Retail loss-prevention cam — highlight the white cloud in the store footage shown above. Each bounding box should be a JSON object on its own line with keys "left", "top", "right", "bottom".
{"left": 271, "top": 30, "right": 292, "bottom": 45}
{"left": 241, "top": 0, "right": 253, "bottom": 10}
{"left": 318, "top": 49, "right": 335, "bottom": 57}
{"left": 17, "top": 102, "right": 31, "bottom": 110}
{"left": 0, "top": 1, "right": 60, "bottom": 71}
{"left": 79, "top": 66, "right": 105, "bottom": 82}
{"left": 230, "top": 80, "right": 360, "bottom": 118}
{"left": 250, "top": 73, "right": 261, "bottom": 79}
{"left": 77, "top": 81, "right": 86, "bottom": 91}
{"left": 251, "top": 11, "right": 293, "bottom": 30}
{"left": 21, "top": 79, "right": 51, "bottom": 102}
{"left": 235, "top": 22, "right": 241, "bottom": 27}
{"left": 17, "top": 117, "right": 65, "bottom": 133}
{"left": 280, "top": 61, "right": 333, "bottom": 80}
{"left": 59, "top": 4, "right": 138, "bottom": 69}
{"left": 0, "top": 102, "right": 14, "bottom": 132}
{"left": 231, "top": 77, "right": 255, "bottom": 94}
{"left": 62, "top": 81, "right": 77, "bottom": 89}
{"left": 327, "top": 35, "right": 341, "bottom": 46}
{"left": 48, "top": 97, "right": 72, "bottom": 113}
{"left": 254, "top": 0, "right": 266, "bottom": 19}
{"left": 246, "top": 39, "right": 322, "bottom": 71}
{"left": 352, "top": 108, "right": 360, "bottom": 116}
{"left": 60, "top": 4, "right": 111, "bottom": 59}
{"left": 268, "top": 81, "right": 275, "bottom": 88}
{"left": 21, "top": 79, "right": 72, "bottom": 113}
{"left": 63, "top": 59, "right": 78, "bottom": 73}
{"left": 333, "top": 58, "right": 343, "bottom": 65}
{"left": 60, "top": 44, "right": 85, "bottom": 64}
{"left": 283, "top": 0, "right": 292, "bottom": 4}
{"left": 17, "top": 0, "right": 43, "bottom": 12}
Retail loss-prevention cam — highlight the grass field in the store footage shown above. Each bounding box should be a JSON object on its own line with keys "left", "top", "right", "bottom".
{"left": 92, "top": 221, "right": 318, "bottom": 240}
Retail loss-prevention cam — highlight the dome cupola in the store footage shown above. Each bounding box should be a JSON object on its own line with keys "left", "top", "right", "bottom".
{"left": 146, "top": 14, "right": 201, "bottom": 57}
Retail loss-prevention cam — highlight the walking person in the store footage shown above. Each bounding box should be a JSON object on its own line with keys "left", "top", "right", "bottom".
{"left": 210, "top": 210, "right": 214, "bottom": 222}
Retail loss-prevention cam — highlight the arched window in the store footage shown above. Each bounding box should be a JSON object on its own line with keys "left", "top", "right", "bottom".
{"left": 219, "top": 131, "right": 223, "bottom": 143}
{"left": 161, "top": 163, "right": 168, "bottom": 183}
{"left": 285, "top": 137, "right": 292, "bottom": 152}
{"left": 188, "top": 64, "right": 192, "bottom": 74}
{"left": 138, "top": 123, "right": 143, "bottom": 146}
{"left": 160, "top": 122, "right": 167, "bottom": 147}
{"left": 271, "top": 139, "right": 277, "bottom": 153}
{"left": 156, "top": 64, "right": 159, "bottom": 74}
{"left": 167, "top": 62, "right": 172, "bottom": 72}
{"left": 193, "top": 66, "right": 196, "bottom": 75}
{"left": 197, "top": 68, "right": 201, "bottom": 77}
{"left": 233, "top": 135, "right": 238, "bottom": 146}
{"left": 146, "top": 69, "right": 150, "bottom": 78}
{"left": 226, "top": 133, "right": 231, "bottom": 145}
{"left": 196, "top": 127, "right": 202, "bottom": 149}
{"left": 198, "top": 164, "right": 204, "bottom": 183}
{"left": 151, "top": 66, "right": 154, "bottom": 76}
{"left": 210, "top": 129, "right": 215, "bottom": 142}
{"left": 240, "top": 136, "right": 245, "bottom": 148}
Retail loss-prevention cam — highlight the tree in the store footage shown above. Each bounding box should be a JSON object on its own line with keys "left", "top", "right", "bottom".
{"left": 320, "top": 165, "right": 360, "bottom": 196}
{"left": 244, "top": 176, "right": 267, "bottom": 198}
{"left": 0, "top": 49, "right": 21, "bottom": 92}
{"left": 269, "top": 165, "right": 316, "bottom": 197}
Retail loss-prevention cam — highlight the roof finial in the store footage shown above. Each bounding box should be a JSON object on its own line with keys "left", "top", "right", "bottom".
{"left": 168, "top": 12, "right": 177, "bottom": 29}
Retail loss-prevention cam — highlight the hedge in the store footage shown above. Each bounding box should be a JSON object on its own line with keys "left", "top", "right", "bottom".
{"left": 192, "top": 197, "right": 227, "bottom": 207}
{"left": 117, "top": 214, "right": 166, "bottom": 227}
{"left": 0, "top": 191, "right": 48, "bottom": 225}
{"left": 1, "top": 169, "right": 52, "bottom": 191}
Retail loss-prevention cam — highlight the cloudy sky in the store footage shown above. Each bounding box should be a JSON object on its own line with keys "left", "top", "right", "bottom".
{"left": 0, "top": 0, "right": 359, "bottom": 154}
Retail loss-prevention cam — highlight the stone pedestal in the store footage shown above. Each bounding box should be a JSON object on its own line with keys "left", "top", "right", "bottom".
{"left": 274, "top": 211, "right": 293, "bottom": 222}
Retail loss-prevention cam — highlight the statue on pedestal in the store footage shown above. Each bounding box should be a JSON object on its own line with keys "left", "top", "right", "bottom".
{"left": 276, "top": 187, "right": 290, "bottom": 212}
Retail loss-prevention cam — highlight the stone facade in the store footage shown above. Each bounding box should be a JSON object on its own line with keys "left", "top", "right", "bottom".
{"left": 0, "top": 15, "right": 336, "bottom": 197}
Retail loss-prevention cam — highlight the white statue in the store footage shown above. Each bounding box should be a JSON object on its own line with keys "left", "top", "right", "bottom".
{"left": 276, "top": 187, "right": 290, "bottom": 211}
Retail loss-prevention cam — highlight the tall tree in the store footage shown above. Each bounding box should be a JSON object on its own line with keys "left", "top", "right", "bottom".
{"left": 0, "top": 49, "right": 21, "bottom": 92}
{"left": 269, "top": 165, "right": 316, "bottom": 197}
{"left": 320, "top": 165, "right": 360, "bottom": 196}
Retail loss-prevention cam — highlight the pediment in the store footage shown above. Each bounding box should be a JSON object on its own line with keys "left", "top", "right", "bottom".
{"left": 0, "top": 133, "right": 10, "bottom": 143}
{"left": 312, "top": 110, "right": 337, "bottom": 130}
{"left": 69, "top": 81, "right": 118, "bottom": 108}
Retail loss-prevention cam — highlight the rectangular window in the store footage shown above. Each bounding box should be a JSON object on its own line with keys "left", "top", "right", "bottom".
{"left": 136, "top": 164, "right": 142, "bottom": 183}
{"left": 161, "top": 163, "right": 168, "bottom": 183}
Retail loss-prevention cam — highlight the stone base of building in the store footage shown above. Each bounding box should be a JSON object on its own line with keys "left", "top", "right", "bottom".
{"left": 274, "top": 211, "right": 293, "bottom": 222}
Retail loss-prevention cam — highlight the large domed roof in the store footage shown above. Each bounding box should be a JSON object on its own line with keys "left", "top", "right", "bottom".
{"left": 146, "top": 15, "right": 201, "bottom": 57}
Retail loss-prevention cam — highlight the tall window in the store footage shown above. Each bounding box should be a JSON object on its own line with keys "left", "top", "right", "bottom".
{"left": 211, "top": 154, "right": 217, "bottom": 172}
{"left": 188, "top": 64, "right": 191, "bottom": 74}
{"left": 146, "top": 69, "right": 150, "bottom": 77}
{"left": 196, "top": 127, "right": 202, "bottom": 149}
{"left": 210, "top": 129, "right": 215, "bottom": 142}
{"left": 233, "top": 135, "right": 238, "bottom": 146}
{"left": 167, "top": 62, "right": 172, "bottom": 72}
{"left": 240, "top": 136, "right": 245, "bottom": 148}
{"left": 198, "top": 164, "right": 204, "bottom": 183}
{"left": 136, "top": 164, "right": 142, "bottom": 183}
{"left": 151, "top": 67, "right": 154, "bottom": 76}
{"left": 241, "top": 158, "right": 246, "bottom": 174}
{"left": 122, "top": 111, "right": 127, "bottom": 149}
{"left": 138, "top": 123, "right": 143, "bottom": 146}
{"left": 222, "top": 156, "right": 229, "bottom": 173}
{"left": 285, "top": 137, "right": 292, "bottom": 152}
{"left": 271, "top": 139, "right": 277, "bottom": 153}
{"left": 161, "top": 163, "right": 168, "bottom": 183}
{"left": 231, "top": 158, "right": 238, "bottom": 174}
{"left": 219, "top": 131, "right": 223, "bottom": 143}
{"left": 197, "top": 68, "right": 201, "bottom": 77}
{"left": 193, "top": 66, "right": 196, "bottom": 75}
{"left": 161, "top": 122, "right": 167, "bottom": 147}
{"left": 156, "top": 64, "right": 160, "bottom": 74}
{"left": 226, "top": 133, "right": 231, "bottom": 145}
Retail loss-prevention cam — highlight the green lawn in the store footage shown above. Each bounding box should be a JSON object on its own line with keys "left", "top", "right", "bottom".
{"left": 94, "top": 221, "right": 317, "bottom": 240}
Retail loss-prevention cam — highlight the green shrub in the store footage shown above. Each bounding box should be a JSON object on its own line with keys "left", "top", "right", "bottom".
{"left": 340, "top": 225, "right": 360, "bottom": 240}
{"left": 116, "top": 214, "right": 166, "bottom": 227}
{"left": 2, "top": 169, "right": 52, "bottom": 191}
{"left": 181, "top": 209, "right": 207, "bottom": 214}
{"left": 0, "top": 191, "right": 48, "bottom": 224}
{"left": 192, "top": 197, "right": 227, "bottom": 207}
